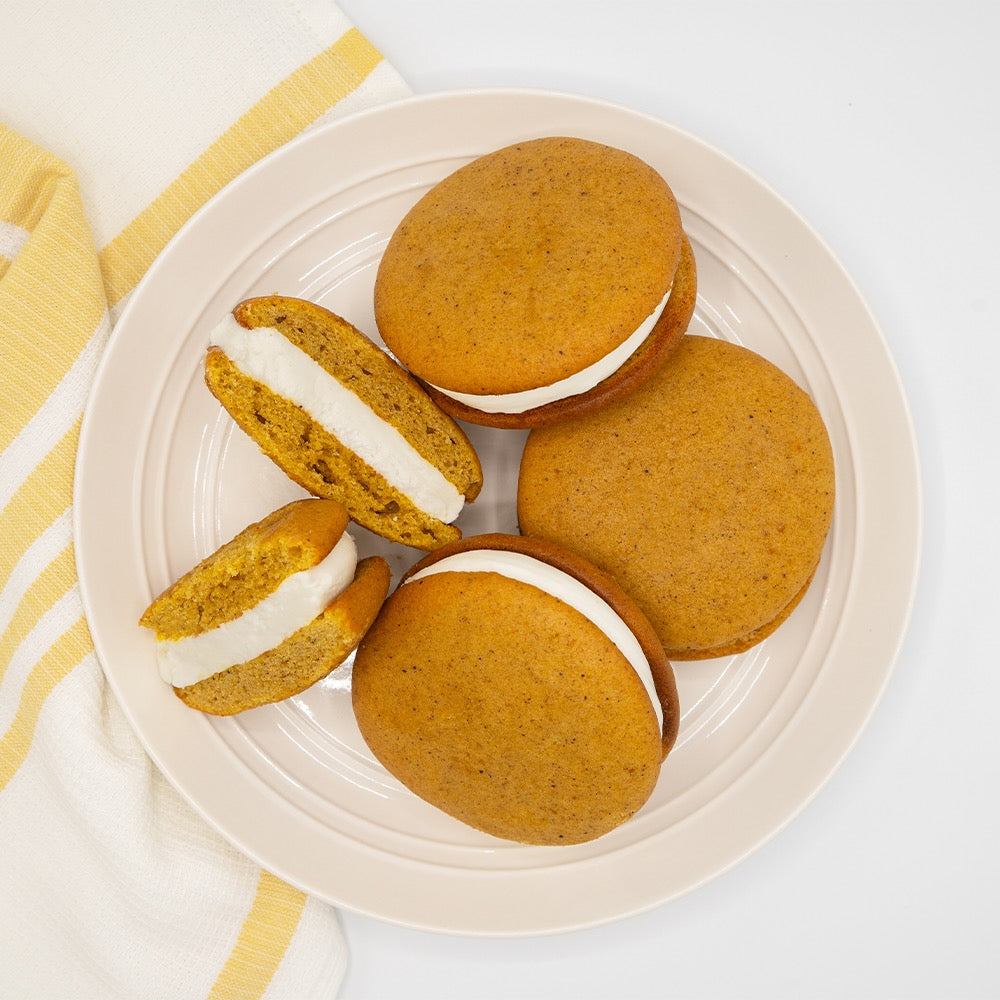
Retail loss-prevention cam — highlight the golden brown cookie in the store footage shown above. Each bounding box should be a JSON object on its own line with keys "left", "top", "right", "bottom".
{"left": 517, "top": 336, "right": 835, "bottom": 659}
{"left": 352, "top": 533, "right": 679, "bottom": 845}
{"left": 205, "top": 295, "right": 483, "bottom": 550}
{"left": 374, "top": 137, "right": 697, "bottom": 428}
{"left": 139, "top": 498, "right": 390, "bottom": 714}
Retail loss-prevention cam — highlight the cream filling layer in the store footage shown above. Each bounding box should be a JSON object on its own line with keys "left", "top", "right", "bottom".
{"left": 405, "top": 549, "right": 662, "bottom": 731}
{"left": 428, "top": 285, "right": 672, "bottom": 414}
{"left": 156, "top": 532, "right": 358, "bottom": 689}
{"left": 211, "top": 314, "right": 465, "bottom": 524}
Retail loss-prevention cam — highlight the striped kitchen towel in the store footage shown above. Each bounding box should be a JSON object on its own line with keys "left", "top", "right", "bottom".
{"left": 0, "top": 3, "right": 409, "bottom": 997}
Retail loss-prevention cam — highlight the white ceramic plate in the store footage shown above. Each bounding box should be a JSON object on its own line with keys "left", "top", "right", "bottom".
{"left": 74, "top": 89, "right": 920, "bottom": 936}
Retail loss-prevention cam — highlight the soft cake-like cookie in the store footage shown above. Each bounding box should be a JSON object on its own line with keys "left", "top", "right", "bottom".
{"left": 374, "top": 136, "right": 697, "bottom": 428}
{"left": 517, "top": 336, "right": 835, "bottom": 659}
{"left": 352, "top": 533, "right": 679, "bottom": 845}
{"left": 139, "top": 498, "right": 389, "bottom": 714}
{"left": 204, "top": 295, "right": 483, "bottom": 550}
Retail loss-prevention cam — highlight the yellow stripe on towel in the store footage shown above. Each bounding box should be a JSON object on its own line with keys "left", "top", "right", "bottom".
{"left": 0, "top": 545, "right": 77, "bottom": 683}
{"left": 98, "top": 27, "right": 385, "bottom": 307}
{"left": 0, "top": 425, "right": 78, "bottom": 594}
{"left": 0, "top": 614, "right": 92, "bottom": 791}
{"left": 0, "top": 131, "right": 73, "bottom": 234}
{"left": 0, "top": 130, "right": 107, "bottom": 456}
{"left": 208, "top": 871, "right": 309, "bottom": 1000}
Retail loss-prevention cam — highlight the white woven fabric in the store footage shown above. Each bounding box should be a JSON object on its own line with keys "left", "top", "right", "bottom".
{"left": 0, "top": 3, "right": 409, "bottom": 996}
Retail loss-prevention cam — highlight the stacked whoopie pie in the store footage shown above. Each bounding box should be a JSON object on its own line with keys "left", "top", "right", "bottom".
{"left": 140, "top": 136, "right": 833, "bottom": 846}
{"left": 373, "top": 136, "right": 697, "bottom": 428}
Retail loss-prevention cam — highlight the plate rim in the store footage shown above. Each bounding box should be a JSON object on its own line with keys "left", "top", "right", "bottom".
{"left": 73, "top": 86, "right": 922, "bottom": 936}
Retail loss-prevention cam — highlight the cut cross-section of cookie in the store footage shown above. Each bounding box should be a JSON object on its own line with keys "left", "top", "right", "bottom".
{"left": 204, "top": 296, "right": 483, "bottom": 550}
{"left": 139, "top": 498, "right": 390, "bottom": 714}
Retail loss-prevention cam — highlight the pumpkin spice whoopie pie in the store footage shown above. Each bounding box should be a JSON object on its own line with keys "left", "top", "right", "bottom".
{"left": 373, "top": 136, "right": 697, "bottom": 428}
{"left": 205, "top": 295, "right": 483, "bottom": 550}
{"left": 139, "top": 499, "right": 390, "bottom": 715}
{"left": 517, "top": 336, "right": 835, "bottom": 660}
{"left": 351, "top": 533, "right": 679, "bottom": 845}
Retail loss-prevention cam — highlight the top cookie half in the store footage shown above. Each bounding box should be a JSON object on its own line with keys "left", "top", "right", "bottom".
{"left": 373, "top": 137, "right": 689, "bottom": 426}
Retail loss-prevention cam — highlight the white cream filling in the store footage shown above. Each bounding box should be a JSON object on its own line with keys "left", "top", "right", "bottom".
{"left": 405, "top": 549, "right": 662, "bottom": 731}
{"left": 210, "top": 314, "right": 465, "bottom": 523}
{"left": 428, "top": 285, "right": 671, "bottom": 414}
{"left": 156, "top": 532, "right": 358, "bottom": 689}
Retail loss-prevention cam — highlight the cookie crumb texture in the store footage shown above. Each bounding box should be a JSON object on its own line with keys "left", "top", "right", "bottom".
{"left": 139, "top": 498, "right": 391, "bottom": 716}
{"left": 205, "top": 296, "right": 482, "bottom": 550}
{"left": 176, "top": 555, "right": 390, "bottom": 716}
{"left": 139, "top": 499, "right": 348, "bottom": 640}
{"left": 518, "top": 336, "right": 835, "bottom": 658}
{"left": 352, "top": 572, "right": 663, "bottom": 845}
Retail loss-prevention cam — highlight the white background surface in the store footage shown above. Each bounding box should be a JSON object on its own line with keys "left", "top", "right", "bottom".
{"left": 331, "top": 2, "right": 999, "bottom": 998}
